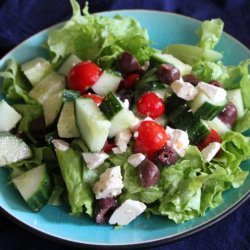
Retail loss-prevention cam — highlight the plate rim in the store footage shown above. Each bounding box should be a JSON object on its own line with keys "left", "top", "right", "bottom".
{"left": 0, "top": 9, "right": 249, "bottom": 248}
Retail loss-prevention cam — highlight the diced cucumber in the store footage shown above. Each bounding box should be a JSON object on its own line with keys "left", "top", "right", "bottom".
{"left": 29, "top": 72, "right": 66, "bottom": 105}
{"left": 227, "top": 89, "right": 245, "bottom": 118}
{"left": 21, "top": 57, "right": 53, "bottom": 86}
{"left": 12, "top": 164, "right": 53, "bottom": 211}
{"left": 91, "top": 70, "right": 122, "bottom": 96}
{"left": 150, "top": 53, "right": 192, "bottom": 76}
{"left": 108, "top": 108, "right": 138, "bottom": 138}
{"left": 205, "top": 117, "right": 231, "bottom": 135}
{"left": 0, "top": 100, "right": 22, "bottom": 131}
{"left": 58, "top": 54, "right": 81, "bottom": 76}
{"left": 0, "top": 132, "right": 32, "bottom": 167}
{"left": 190, "top": 91, "right": 228, "bottom": 120}
{"left": 43, "top": 91, "right": 63, "bottom": 127}
{"left": 62, "top": 89, "right": 81, "bottom": 102}
{"left": 135, "top": 67, "right": 158, "bottom": 89}
{"left": 99, "top": 92, "right": 123, "bottom": 120}
{"left": 166, "top": 94, "right": 210, "bottom": 143}
{"left": 57, "top": 102, "right": 80, "bottom": 138}
{"left": 75, "top": 98, "right": 111, "bottom": 152}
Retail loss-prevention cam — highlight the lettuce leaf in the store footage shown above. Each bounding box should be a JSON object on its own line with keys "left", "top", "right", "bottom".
{"left": 47, "top": 0, "right": 157, "bottom": 68}
{"left": 0, "top": 59, "right": 36, "bottom": 104}
{"left": 48, "top": 173, "right": 65, "bottom": 206}
{"left": 55, "top": 148, "right": 93, "bottom": 216}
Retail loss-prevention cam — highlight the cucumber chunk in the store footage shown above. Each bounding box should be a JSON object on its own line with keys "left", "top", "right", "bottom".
{"left": 43, "top": 91, "right": 63, "bottom": 127}
{"left": 21, "top": 57, "right": 53, "bottom": 86}
{"left": 205, "top": 117, "right": 231, "bottom": 135}
{"left": 29, "top": 72, "right": 66, "bottom": 105}
{"left": 58, "top": 54, "right": 81, "bottom": 76}
{"left": 0, "top": 100, "right": 22, "bottom": 131}
{"left": 227, "top": 89, "right": 245, "bottom": 118}
{"left": 57, "top": 102, "right": 80, "bottom": 138}
{"left": 75, "top": 98, "right": 111, "bottom": 152}
{"left": 190, "top": 91, "right": 228, "bottom": 120}
{"left": 150, "top": 53, "right": 192, "bottom": 76}
{"left": 0, "top": 132, "right": 32, "bottom": 167}
{"left": 91, "top": 70, "right": 122, "bottom": 96}
{"left": 12, "top": 164, "right": 53, "bottom": 211}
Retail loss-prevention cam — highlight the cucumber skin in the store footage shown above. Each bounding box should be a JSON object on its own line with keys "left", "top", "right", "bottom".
{"left": 26, "top": 171, "right": 53, "bottom": 212}
{"left": 99, "top": 92, "right": 123, "bottom": 120}
{"left": 193, "top": 101, "right": 227, "bottom": 120}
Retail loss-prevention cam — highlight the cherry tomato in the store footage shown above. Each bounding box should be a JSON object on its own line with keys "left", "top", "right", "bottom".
{"left": 68, "top": 61, "right": 102, "bottom": 93}
{"left": 198, "top": 129, "right": 222, "bottom": 151}
{"left": 102, "top": 141, "right": 116, "bottom": 153}
{"left": 123, "top": 73, "right": 140, "bottom": 89}
{"left": 134, "top": 120, "right": 168, "bottom": 157}
{"left": 82, "top": 93, "right": 103, "bottom": 105}
{"left": 137, "top": 92, "right": 165, "bottom": 119}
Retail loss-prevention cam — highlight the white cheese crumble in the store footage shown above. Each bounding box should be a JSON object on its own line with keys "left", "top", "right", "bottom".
{"left": 127, "top": 153, "right": 145, "bottom": 167}
{"left": 201, "top": 142, "right": 221, "bottom": 162}
{"left": 109, "top": 199, "right": 146, "bottom": 226}
{"left": 171, "top": 80, "right": 198, "bottom": 101}
{"left": 166, "top": 126, "right": 190, "bottom": 157}
{"left": 52, "top": 139, "right": 70, "bottom": 152}
{"left": 93, "top": 166, "right": 123, "bottom": 199}
{"left": 82, "top": 152, "right": 109, "bottom": 170}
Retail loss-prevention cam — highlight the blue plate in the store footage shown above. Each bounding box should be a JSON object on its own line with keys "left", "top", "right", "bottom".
{"left": 0, "top": 10, "right": 250, "bottom": 248}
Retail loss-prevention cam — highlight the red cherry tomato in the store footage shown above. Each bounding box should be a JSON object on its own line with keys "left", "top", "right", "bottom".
{"left": 198, "top": 129, "right": 222, "bottom": 151}
{"left": 82, "top": 93, "right": 103, "bottom": 105}
{"left": 123, "top": 73, "right": 140, "bottom": 89}
{"left": 137, "top": 92, "right": 165, "bottom": 119}
{"left": 134, "top": 120, "right": 168, "bottom": 157}
{"left": 102, "top": 141, "right": 116, "bottom": 153}
{"left": 68, "top": 61, "right": 102, "bottom": 93}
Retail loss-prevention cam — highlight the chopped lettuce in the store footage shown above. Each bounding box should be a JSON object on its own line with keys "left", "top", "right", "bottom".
{"left": 0, "top": 59, "right": 36, "bottom": 104}
{"left": 47, "top": 0, "right": 157, "bottom": 68}
{"left": 48, "top": 173, "right": 65, "bottom": 206}
{"left": 55, "top": 148, "right": 93, "bottom": 216}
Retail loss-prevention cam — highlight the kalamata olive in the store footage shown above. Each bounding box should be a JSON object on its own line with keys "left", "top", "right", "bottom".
{"left": 116, "top": 88, "right": 134, "bottom": 107}
{"left": 218, "top": 101, "right": 237, "bottom": 127}
{"left": 116, "top": 51, "right": 142, "bottom": 74}
{"left": 182, "top": 74, "right": 200, "bottom": 86}
{"left": 157, "top": 64, "right": 180, "bottom": 84}
{"left": 95, "top": 197, "right": 118, "bottom": 224}
{"left": 153, "top": 146, "right": 178, "bottom": 166}
{"left": 209, "top": 80, "right": 224, "bottom": 88}
{"left": 138, "top": 159, "right": 160, "bottom": 188}
{"left": 31, "top": 116, "right": 46, "bottom": 141}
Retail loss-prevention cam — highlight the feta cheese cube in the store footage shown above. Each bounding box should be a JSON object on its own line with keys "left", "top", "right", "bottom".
{"left": 93, "top": 166, "right": 123, "bottom": 199}
{"left": 109, "top": 199, "right": 146, "bottom": 226}
{"left": 123, "top": 99, "right": 130, "bottom": 109}
{"left": 198, "top": 82, "right": 227, "bottom": 103}
{"left": 0, "top": 100, "right": 22, "bottom": 132}
{"left": 171, "top": 80, "right": 198, "bottom": 101}
{"left": 201, "top": 142, "right": 221, "bottom": 162}
{"left": 82, "top": 152, "right": 109, "bottom": 169}
{"left": 127, "top": 153, "right": 145, "bottom": 167}
{"left": 52, "top": 139, "right": 70, "bottom": 152}
{"left": 166, "top": 126, "right": 189, "bottom": 157}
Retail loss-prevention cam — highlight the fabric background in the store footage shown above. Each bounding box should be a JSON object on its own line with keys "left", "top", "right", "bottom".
{"left": 0, "top": 0, "right": 250, "bottom": 249}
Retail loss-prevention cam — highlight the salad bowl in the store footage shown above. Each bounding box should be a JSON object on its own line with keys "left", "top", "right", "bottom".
{"left": 0, "top": 9, "right": 250, "bottom": 248}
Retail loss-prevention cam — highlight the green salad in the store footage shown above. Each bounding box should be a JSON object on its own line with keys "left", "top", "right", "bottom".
{"left": 0, "top": 0, "right": 250, "bottom": 226}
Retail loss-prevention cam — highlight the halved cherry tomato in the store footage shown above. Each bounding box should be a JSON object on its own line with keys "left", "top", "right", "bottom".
{"left": 68, "top": 61, "right": 102, "bottom": 93}
{"left": 123, "top": 73, "right": 140, "bottom": 89}
{"left": 82, "top": 93, "right": 103, "bottom": 105}
{"left": 198, "top": 129, "right": 221, "bottom": 151}
{"left": 137, "top": 92, "right": 165, "bottom": 119}
{"left": 102, "top": 141, "right": 116, "bottom": 153}
{"left": 134, "top": 120, "right": 168, "bottom": 157}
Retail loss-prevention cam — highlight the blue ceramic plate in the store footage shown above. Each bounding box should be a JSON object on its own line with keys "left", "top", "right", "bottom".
{"left": 0, "top": 10, "right": 250, "bottom": 248}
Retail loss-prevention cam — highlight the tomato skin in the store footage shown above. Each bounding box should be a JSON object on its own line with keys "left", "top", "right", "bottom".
{"left": 198, "top": 129, "right": 222, "bottom": 151}
{"left": 82, "top": 93, "right": 103, "bottom": 105}
{"left": 137, "top": 92, "right": 165, "bottom": 119}
{"left": 68, "top": 61, "right": 102, "bottom": 93}
{"left": 134, "top": 120, "right": 168, "bottom": 157}
{"left": 102, "top": 141, "right": 116, "bottom": 153}
{"left": 123, "top": 73, "right": 140, "bottom": 89}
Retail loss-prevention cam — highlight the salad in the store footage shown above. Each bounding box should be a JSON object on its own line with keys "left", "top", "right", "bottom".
{"left": 0, "top": 0, "right": 250, "bottom": 226}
